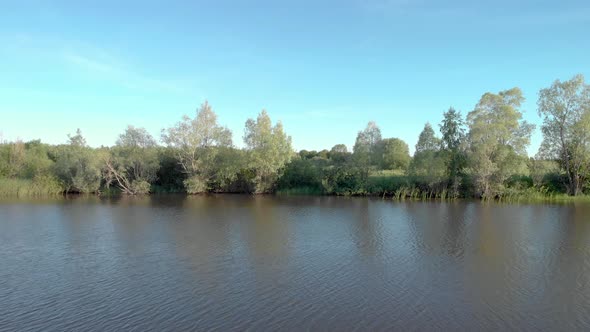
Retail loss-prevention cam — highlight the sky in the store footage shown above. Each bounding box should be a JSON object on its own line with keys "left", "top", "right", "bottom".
{"left": 1, "top": 0, "right": 589, "bottom": 155}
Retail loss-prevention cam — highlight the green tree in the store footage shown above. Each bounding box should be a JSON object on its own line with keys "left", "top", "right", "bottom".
{"left": 209, "top": 147, "right": 247, "bottom": 192}
{"left": 353, "top": 121, "right": 382, "bottom": 167}
{"left": 278, "top": 158, "right": 323, "bottom": 192}
{"left": 439, "top": 108, "right": 467, "bottom": 196}
{"left": 103, "top": 126, "right": 160, "bottom": 194}
{"left": 329, "top": 144, "right": 350, "bottom": 163}
{"left": 53, "top": 130, "right": 102, "bottom": 193}
{"left": 7, "top": 140, "right": 25, "bottom": 178}
{"left": 467, "top": 88, "right": 534, "bottom": 198}
{"left": 529, "top": 156, "right": 560, "bottom": 190}
{"left": 161, "top": 101, "right": 233, "bottom": 193}
{"left": 68, "top": 128, "right": 87, "bottom": 147}
{"left": 331, "top": 144, "right": 347, "bottom": 153}
{"left": 537, "top": 74, "right": 590, "bottom": 195}
{"left": 244, "top": 110, "right": 293, "bottom": 193}
{"left": 409, "top": 123, "right": 445, "bottom": 179}
{"left": 379, "top": 138, "right": 410, "bottom": 170}
{"left": 22, "top": 140, "right": 55, "bottom": 179}
{"left": 415, "top": 123, "right": 441, "bottom": 153}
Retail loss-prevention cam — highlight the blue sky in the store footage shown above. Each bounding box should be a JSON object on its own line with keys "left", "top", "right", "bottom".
{"left": 1, "top": 0, "right": 589, "bottom": 154}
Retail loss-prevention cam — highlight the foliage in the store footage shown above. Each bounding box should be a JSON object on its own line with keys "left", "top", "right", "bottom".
{"left": 161, "top": 101, "right": 233, "bottom": 193}
{"left": 277, "top": 158, "right": 323, "bottom": 192}
{"left": 408, "top": 125, "right": 445, "bottom": 182}
{"left": 102, "top": 126, "right": 160, "bottom": 194}
{"left": 353, "top": 121, "right": 382, "bottom": 167}
{"left": 537, "top": 74, "right": 590, "bottom": 195}
{"left": 466, "top": 88, "right": 534, "bottom": 198}
{"left": 321, "top": 166, "right": 368, "bottom": 195}
{"left": 415, "top": 123, "right": 441, "bottom": 153}
{"left": 0, "top": 176, "right": 63, "bottom": 197}
{"left": 244, "top": 110, "right": 293, "bottom": 193}
{"left": 52, "top": 130, "right": 102, "bottom": 193}
{"left": 329, "top": 144, "right": 351, "bottom": 164}
{"left": 378, "top": 138, "right": 410, "bottom": 171}
{"left": 1, "top": 84, "right": 589, "bottom": 202}
{"left": 439, "top": 107, "right": 467, "bottom": 197}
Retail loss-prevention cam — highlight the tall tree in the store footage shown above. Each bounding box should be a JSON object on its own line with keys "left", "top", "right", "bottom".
{"left": 244, "top": 110, "right": 293, "bottom": 193}
{"left": 410, "top": 123, "right": 445, "bottom": 179}
{"left": 161, "top": 101, "right": 233, "bottom": 193}
{"left": 415, "top": 123, "right": 441, "bottom": 153}
{"left": 439, "top": 108, "right": 467, "bottom": 196}
{"left": 537, "top": 74, "right": 590, "bottom": 195}
{"left": 353, "top": 121, "right": 382, "bottom": 167}
{"left": 467, "top": 88, "right": 534, "bottom": 198}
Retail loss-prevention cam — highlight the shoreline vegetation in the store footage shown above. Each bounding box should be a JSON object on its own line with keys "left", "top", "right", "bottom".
{"left": 2, "top": 74, "right": 590, "bottom": 203}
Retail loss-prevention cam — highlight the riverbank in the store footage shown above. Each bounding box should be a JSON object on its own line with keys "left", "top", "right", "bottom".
{"left": 2, "top": 179, "right": 589, "bottom": 205}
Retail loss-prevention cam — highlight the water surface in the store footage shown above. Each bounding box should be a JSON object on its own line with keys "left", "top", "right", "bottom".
{"left": 1, "top": 195, "right": 590, "bottom": 331}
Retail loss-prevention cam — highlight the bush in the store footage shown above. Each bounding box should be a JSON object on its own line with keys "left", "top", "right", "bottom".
{"left": 130, "top": 180, "right": 151, "bottom": 194}
{"left": 277, "top": 158, "right": 323, "bottom": 193}
{"left": 184, "top": 175, "right": 208, "bottom": 194}
{"left": 321, "top": 166, "right": 367, "bottom": 195}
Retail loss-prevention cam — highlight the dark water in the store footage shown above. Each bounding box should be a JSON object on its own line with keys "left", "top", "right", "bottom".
{"left": 1, "top": 195, "right": 590, "bottom": 331}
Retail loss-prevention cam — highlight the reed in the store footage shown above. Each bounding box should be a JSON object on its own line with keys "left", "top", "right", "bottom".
{"left": 0, "top": 176, "right": 64, "bottom": 197}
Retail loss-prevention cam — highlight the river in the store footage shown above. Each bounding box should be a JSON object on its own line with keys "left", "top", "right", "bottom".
{"left": 1, "top": 195, "right": 589, "bottom": 331}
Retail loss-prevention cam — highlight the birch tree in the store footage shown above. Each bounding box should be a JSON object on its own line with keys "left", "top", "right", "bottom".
{"left": 161, "top": 101, "right": 232, "bottom": 193}
{"left": 244, "top": 110, "right": 293, "bottom": 193}
{"left": 537, "top": 74, "right": 590, "bottom": 195}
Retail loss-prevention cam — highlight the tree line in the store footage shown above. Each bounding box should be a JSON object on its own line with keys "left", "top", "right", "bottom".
{"left": 1, "top": 74, "right": 589, "bottom": 199}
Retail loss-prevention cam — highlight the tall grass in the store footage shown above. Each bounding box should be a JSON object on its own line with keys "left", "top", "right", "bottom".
{"left": 0, "top": 176, "right": 64, "bottom": 197}
{"left": 497, "top": 187, "right": 590, "bottom": 204}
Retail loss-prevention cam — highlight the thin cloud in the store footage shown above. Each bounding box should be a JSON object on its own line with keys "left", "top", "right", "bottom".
{"left": 4, "top": 32, "right": 195, "bottom": 95}
{"left": 63, "top": 52, "right": 117, "bottom": 74}
{"left": 61, "top": 49, "right": 188, "bottom": 94}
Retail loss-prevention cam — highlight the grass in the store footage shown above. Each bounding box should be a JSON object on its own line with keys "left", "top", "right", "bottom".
{"left": 0, "top": 177, "right": 64, "bottom": 197}
{"left": 367, "top": 171, "right": 454, "bottom": 200}
{"left": 497, "top": 188, "right": 590, "bottom": 204}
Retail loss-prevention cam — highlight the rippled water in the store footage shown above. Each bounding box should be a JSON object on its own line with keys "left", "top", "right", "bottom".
{"left": 1, "top": 195, "right": 590, "bottom": 331}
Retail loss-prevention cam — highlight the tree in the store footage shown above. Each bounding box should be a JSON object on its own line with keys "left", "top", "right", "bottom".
{"left": 116, "top": 125, "right": 157, "bottom": 148}
{"left": 7, "top": 140, "right": 25, "bottom": 178}
{"left": 330, "top": 144, "right": 348, "bottom": 154}
{"left": 415, "top": 123, "right": 441, "bottom": 153}
{"left": 537, "top": 74, "right": 590, "bottom": 195}
{"left": 102, "top": 126, "right": 160, "bottom": 194}
{"left": 244, "top": 110, "right": 293, "bottom": 193}
{"left": 22, "top": 140, "right": 55, "bottom": 179}
{"left": 68, "top": 128, "right": 87, "bottom": 147}
{"left": 439, "top": 108, "right": 467, "bottom": 196}
{"left": 379, "top": 138, "right": 410, "bottom": 170}
{"left": 529, "top": 155, "right": 560, "bottom": 189}
{"left": 409, "top": 123, "right": 445, "bottom": 179}
{"left": 0, "top": 140, "right": 27, "bottom": 179}
{"left": 353, "top": 121, "right": 382, "bottom": 167}
{"left": 329, "top": 144, "right": 350, "bottom": 163}
{"left": 53, "top": 130, "right": 102, "bottom": 193}
{"left": 467, "top": 88, "right": 534, "bottom": 198}
{"left": 161, "top": 101, "right": 233, "bottom": 193}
